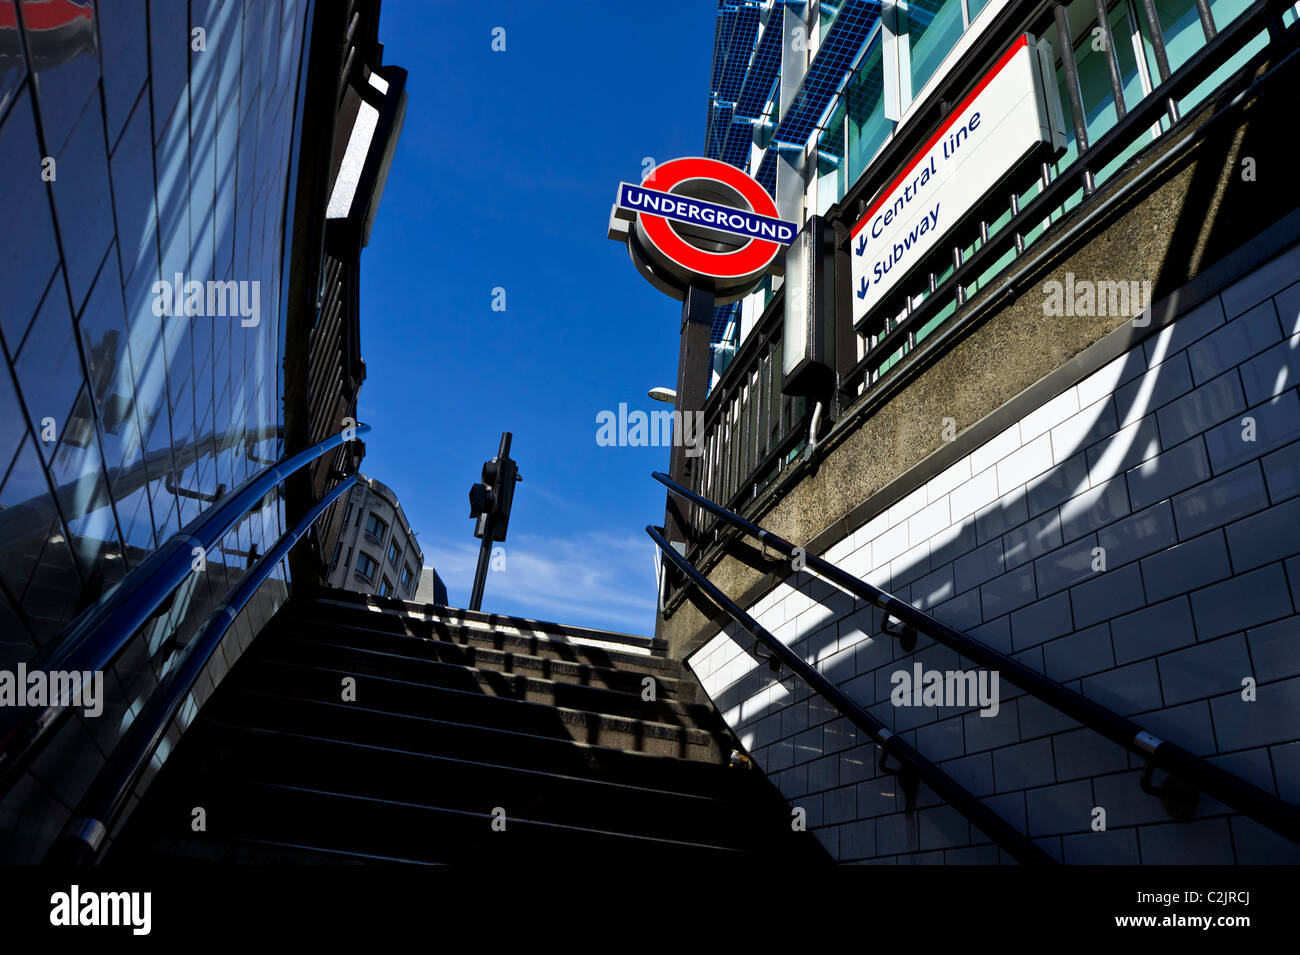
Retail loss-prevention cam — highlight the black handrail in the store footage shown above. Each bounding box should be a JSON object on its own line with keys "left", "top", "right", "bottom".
{"left": 46, "top": 474, "right": 360, "bottom": 864}
{"left": 648, "top": 524, "right": 1054, "bottom": 863}
{"left": 0, "top": 423, "right": 370, "bottom": 792}
{"left": 655, "top": 471, "right": 1300, "bottom": 847}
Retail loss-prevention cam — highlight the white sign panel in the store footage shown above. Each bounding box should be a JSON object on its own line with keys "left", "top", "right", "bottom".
{"left": 850, "top": 34, "right": 1065, "bottom": 326}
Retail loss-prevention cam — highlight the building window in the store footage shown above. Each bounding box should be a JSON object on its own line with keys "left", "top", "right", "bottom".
{"left": 908, "top": 0, "right": 966, "bottom": 95}
{"left": 401, "top": 564, "right": 413, "bottom": 587}
{"left": 330, "top": 541, "right": 342, "bottom": 567}
{"left": 342, "top": 502, "right": 352, "bottom": 528}
{"left": 356, "top": 552, "right": 379, "bottom": 580}
{"left": 387, "top": 539, "right": 401, "bottom": 565}
{"left": 378, "top": 576, "right": 394, "bottom": 597}
{"left": 847, "top": 34, "right": 891, "bottom": 188}
{"left": 364, "top": 512, "right": 387, "bottom": 542}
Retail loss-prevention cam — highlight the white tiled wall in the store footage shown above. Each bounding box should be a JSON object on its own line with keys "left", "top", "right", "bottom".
{"left": 688, "top": 244, "right": 1300, "bottom": 864}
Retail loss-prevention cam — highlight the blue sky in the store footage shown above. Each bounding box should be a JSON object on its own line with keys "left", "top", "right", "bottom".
{"left": 354, "top": 1, "right": 717, "bottom": 635}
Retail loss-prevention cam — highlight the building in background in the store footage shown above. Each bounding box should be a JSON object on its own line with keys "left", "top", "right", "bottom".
{"left": 0, "top": 0, "right": 404, "bottom": 862}
{"left": 320, "top": 473, "right": 425, "bottom": 600}
{"left": 657, "top": 0, "right": 1300, "bottom": 864}
{"left": 415, "top": 566, "right": 448, "bottom": 606}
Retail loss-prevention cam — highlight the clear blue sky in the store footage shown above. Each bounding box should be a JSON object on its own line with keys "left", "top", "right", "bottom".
{"left": 354, "top": 1, "right": 716, "bottom": 635}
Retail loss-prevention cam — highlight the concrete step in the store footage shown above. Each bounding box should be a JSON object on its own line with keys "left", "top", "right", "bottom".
{"left": 201, "top": 688, "right": 745, "bottom": 797}
{"left": 119, "top": 776, "right": 751, "bottom": 862}
{"left": 263, "top": 624, "right": 694, "bottom": 699}
{"left": 304, "top": 597, "right": 677, "bottom": 676}
{"left": 149, "top": 719, "right": 778, "bottom": 846}
{"left": 228, "top": 656, "right": 730, "bottom": 761}
{"left": 253, "top": 634, "right": 703, "bottom": 724}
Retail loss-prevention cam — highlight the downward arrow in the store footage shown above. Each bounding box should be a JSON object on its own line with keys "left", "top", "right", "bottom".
{"left": 855, "top": 234, "right": 867, "bottom": 256}
{"left": 857, "top": 277, "right": 869, "bottom": 300}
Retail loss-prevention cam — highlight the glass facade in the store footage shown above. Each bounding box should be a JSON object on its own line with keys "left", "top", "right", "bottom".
{"left": 810, "top": 0, "right": 1268, "bottom": 220}
{"left": 0, "top": 0, "right": 306, "bottom": 686}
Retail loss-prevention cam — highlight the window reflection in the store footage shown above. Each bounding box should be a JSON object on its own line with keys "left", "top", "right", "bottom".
{"left": 0, "top": 0, "right": 308, "bottom": 663}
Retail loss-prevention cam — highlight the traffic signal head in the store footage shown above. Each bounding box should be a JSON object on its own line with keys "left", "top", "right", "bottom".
{"left": 469, "top": 453, "right": 519, "bottom": 541}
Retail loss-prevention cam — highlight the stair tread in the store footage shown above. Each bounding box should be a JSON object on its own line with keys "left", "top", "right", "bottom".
{"left": 302, "top": 607, "right": 677, "bottom": 673}
{"left": 265, "top": 627, "right": 689, "bottom": 691}
{"left": 243, "top": 655, "right": 725, "bottom": 744}
{"left": 204, "top": 689, "right": 743, "bottom": 789}
{"left": 127, "top": 778, "right": 751, "bottom": 859}
{"left": 255, "top": 636, "right": 698, "bottom": 719}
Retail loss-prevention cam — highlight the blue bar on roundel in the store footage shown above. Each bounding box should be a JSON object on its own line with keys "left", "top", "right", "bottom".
{"left": 616, "top": 183, "right": 796, "bottom": 244}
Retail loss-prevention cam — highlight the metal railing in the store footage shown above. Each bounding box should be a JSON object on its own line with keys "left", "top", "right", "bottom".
{"left": 647, "top": 521, "right": 1056, "bottom": 864}
{"left": 683, "top": 0, "right": 1298, "bottom": 572}
{"left": 693, "top": 326, "right": 809, "bottom": 535}
{"left": 654, "top": 470, "right": 1300, "bottom": 850}
{"left": 0, "top": 423, "right": 371, "bottom": 815}
{"left": 46, "top": 473, "right": 359, "bottom": 863}
{"left": 848, "top": 0, "right": 1297, "bottom": 393}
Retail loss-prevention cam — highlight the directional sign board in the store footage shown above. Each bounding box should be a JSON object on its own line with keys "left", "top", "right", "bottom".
{"left": 850, "top": 34, "right": 1066, "bottom": 326}
{"left": 609, "top": 156, "right": 797, "bottom": 304}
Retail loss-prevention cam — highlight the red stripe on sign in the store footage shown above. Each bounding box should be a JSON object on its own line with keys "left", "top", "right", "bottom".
{"left": 851, "top": 34, "right": 1031, "bottom": 240}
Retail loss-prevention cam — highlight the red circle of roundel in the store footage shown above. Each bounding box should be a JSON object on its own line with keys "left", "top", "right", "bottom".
{"left": 638, "top": 157, "right": 781, "bottom": 280}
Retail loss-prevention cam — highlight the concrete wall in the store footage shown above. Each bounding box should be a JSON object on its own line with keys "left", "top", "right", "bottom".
{"left": 687, "top": 244, "right": 1300, "bottom": 863}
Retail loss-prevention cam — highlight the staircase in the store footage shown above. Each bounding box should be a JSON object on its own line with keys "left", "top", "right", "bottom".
{"left": 109, "top": 590, "right": 827, "bottom": 863}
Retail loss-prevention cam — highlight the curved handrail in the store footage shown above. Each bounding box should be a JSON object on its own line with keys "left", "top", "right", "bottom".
{"left": 654, "top": 471, "right": 1300, "bottom": 847}
{"left": 0, "top": 424, "right": 370, "bottom": 789}
{"left": 46, "top": 475, "right": 359, "bottom": 864}
{"left": 648, "top": 524, "right": 1055, "bottom": 864}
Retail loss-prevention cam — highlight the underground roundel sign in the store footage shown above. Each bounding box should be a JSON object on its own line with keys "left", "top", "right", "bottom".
{"left": 607, "top": 157, "right": 797, "bottom": 305}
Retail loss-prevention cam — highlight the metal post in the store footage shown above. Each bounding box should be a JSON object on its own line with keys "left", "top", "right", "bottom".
{"left": 1135, "top": 0, "right": 1180, "bottom": 122}
{"left": 664, "top": 286, "right": 715, "bottom": 548}
{"left": 1053, "top": 3, "right": 1096, "bottom": 196}
{"left": 468, "top": 431, "right": 511, "bottom": 611}
{"left": 1094, "top": 0, "right": 1128, "bottom": 120}
{"left": 1192, "top": 0, "right": 1217, "bottom": 40}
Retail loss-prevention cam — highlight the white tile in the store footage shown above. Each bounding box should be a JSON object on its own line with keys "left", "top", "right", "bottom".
{"left": 824, "top": 535, "right": 854, "bottom": 565}
{"left": 891, "top": 541, "right": 930, "bottom": 583}
{"left": 764, "top": 595, "right": 788, "bottom": 628}
{"left": 909, "top": 496, "right": 951, "bottom": 546}
{"left": 795, "top": 601, "right": 836, "bottom": 640}
{"left": 872, "top": 522, "right": 911, "bottom": 567}
{"left": 888, "top": 485, "right": 929, "bottom": 528}
{"left": 853, "top": 511, "right": 889, "bottom": 549}
{"left": 928, "top": 454, "right": 973, "bottom": 502}
{"left": 1222, "top": 243, "right": 1300, "bottom": 318}
{"left": 997, "top": 434, "right": 1055, "bottom": 496}
{"left": 951, "top": 466, "right": 1000, "bottom": 521}
{"left": 786, "top": 582, "right": 812, "bottom": 616}
{"left": 1019, "top": 387, "right": 1080, "bottom": 442}
{"left": 1086, "top": 415, "right": 1161, "bottom": 486}
{"left": 970, "top": 423, "right": 1022, "bottom": 475}
{"left": 1078, "top": 350, "right": 1147, "bottom": 409}
{"left": 773, "top": 618, "right": 798, "bottom": 647}
{"left": 1050, "top": 395, "right": 1116, "bottom": 464}
{"left": 840, "top": 541, "right": 872, "bottom": 578}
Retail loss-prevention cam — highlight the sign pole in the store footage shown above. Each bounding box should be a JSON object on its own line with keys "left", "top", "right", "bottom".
{"left": 664, "top": 285, "right": 713, "bottom": 548}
